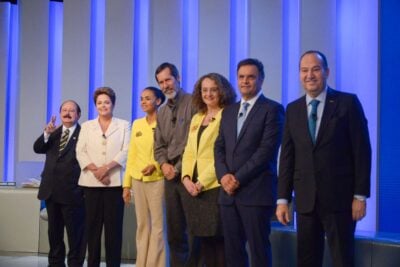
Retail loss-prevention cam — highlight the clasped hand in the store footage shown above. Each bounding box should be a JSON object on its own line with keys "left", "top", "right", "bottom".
{"left": 182, "top": 177, "right": 203, "bottom": 197}
{"left": 161, "top": 163, "right": 176, "bottom": 180}
{"left": 87, "top": 163, "right": 110, "bottom": 185}
{"left": 220, "top": 174, "right": 239, "bottom": 195}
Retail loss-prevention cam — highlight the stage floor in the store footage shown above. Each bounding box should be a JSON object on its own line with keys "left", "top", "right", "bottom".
{"left": 0, "top": 252, "right": 135, "bottom": 267}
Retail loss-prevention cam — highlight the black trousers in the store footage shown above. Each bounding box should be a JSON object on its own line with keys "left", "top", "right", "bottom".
{"left": 83, "top": 187, "right": 124, "bottom": 267}
{"left": 164, "top": 177, "right": 201, "bottom": 267}
{"left": 296, "top": 203, "right": 356, "bottom": 267}
{"left": 45, "top": 198, "right": 86, "bottom": 267}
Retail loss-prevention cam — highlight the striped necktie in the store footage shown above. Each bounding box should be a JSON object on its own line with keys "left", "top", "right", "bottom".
{"left": 59, "top": 129, "right": 70, "bottom": 152}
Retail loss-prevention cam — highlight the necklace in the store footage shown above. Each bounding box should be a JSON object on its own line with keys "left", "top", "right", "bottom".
{"left": 203, "top": 109, "right": 220, "bottom": 125}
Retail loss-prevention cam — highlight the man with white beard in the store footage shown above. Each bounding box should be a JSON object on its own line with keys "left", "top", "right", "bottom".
{"left": 154, "top": 63, "right": 198, "bottom": 266}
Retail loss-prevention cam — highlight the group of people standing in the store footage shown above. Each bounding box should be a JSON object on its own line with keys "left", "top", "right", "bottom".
{"left": 34, "top": 50, "right": 371, "bottom": 267}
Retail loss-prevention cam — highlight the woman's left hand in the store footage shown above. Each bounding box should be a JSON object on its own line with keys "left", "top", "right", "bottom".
{"left": 183, "top": 177, "right": 200, "bottom": 197}
{"left": 99, "top": 175, "right": 111, "bottom": 185}
{"left": 141, "top": 165, "right": 156, "bottom": 176}
{"left": 93, "top": 165, "right": 109, "bottom": 182}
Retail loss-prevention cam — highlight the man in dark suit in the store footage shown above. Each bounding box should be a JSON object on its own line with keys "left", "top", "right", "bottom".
{"left": 276, "top": 50, "right": 371, "bottom": 267}
{"left": 34, "top": 100, "right": 86, "bottom": 267}
{"left": 215, "top": 58, "right": 284, "bottom": 267}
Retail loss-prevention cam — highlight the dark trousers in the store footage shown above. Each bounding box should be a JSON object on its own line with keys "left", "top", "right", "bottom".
{"left": 220, "top": 203, "right": 273, "bottom": 267}
{"left": 165, "top": 177, "right": 201, "bottom": 267}
{"left": 45, "top": 199, "right": 86, "bottom": 267}
{"left": 83, "top": 187, "right": 124, "bottom": 267}
{"left": 296, "top": 203, "right": 356, "bottom": 267}
{"left": 199, "top": 236, "right": 225, "bottom": 267}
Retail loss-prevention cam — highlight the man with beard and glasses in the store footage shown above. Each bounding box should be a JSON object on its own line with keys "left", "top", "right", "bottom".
{"left": 154, "top": 62, "right": 198, "bottom": 266}
{"left": 34, "top": 100, "right": 86, "bottom": 267}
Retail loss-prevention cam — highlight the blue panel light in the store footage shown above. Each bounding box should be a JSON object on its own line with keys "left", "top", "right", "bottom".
{"left": 47, "top": 0, "right": 63, "bottom": 122}
{"left": 182, "top": 0, "right": 198, "bottom": 93}
{"left": 132, "top": 0, "right": 149, "bottom": 120}
{"left": 336, "top": 0, "right": 378, "bottom": 232}
{"left": 229, "top": 0, "right": 248, "bottom": 93}
{"left": 281, "top": 0, "right": 300, "bottom": 106}
{"left": 88, "top": 0, "right": 105, "bottom": 119}
{"left": 3, "top": 2, "right": 18, "bottom": 181}
{"left": 379, "top": 0, "right": 400, "bottom": 233}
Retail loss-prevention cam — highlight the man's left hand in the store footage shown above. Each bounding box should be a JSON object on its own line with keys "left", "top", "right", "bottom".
{"left": 352, "top": 198, "right": 366, "bottom": 221}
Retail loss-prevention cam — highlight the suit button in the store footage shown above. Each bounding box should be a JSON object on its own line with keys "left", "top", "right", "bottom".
{"left": 102, "top": 152, "right": 106, "bottom": 155}
{"left": 102, "top": 140, "right": 106, "bottom": 145}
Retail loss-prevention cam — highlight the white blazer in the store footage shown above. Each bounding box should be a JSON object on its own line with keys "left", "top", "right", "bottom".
{"left": 76, "top": 117, "right": 131, "bottom": 187}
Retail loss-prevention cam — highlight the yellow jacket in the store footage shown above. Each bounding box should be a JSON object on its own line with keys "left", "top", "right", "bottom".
{"left": 181, "top": 110, "right": 222, "bottom": 191}
{"left": 123, "top": 117, "right": 163, "bottom": 188}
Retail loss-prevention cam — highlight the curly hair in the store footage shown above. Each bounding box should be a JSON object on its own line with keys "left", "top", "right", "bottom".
{"left": 192, "top": 73, "right": 237, "bottom": 113}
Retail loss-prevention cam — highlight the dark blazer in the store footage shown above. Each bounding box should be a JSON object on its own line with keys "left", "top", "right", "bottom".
{"left": 278, "top": 88, "right": 371, "bottom": 213}
{"left": 34, "top": 125, "right": 82, "bottom": 205}
{"left": 215, "top": 94, "right": 284, "bottom": 206}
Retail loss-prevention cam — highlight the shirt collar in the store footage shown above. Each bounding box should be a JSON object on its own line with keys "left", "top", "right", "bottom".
{"left": 240, "top": 90, "right": 262, "bottom": 107}
{"left": 62, "top": 124, "right": 77, "bottom": 133}
{"left": 306, "top": 86, "right": 327, "bottom": 105}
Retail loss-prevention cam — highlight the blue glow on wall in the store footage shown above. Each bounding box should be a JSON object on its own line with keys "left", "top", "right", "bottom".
{"left": 132, "top": 0, "right": 149, "bottom": 121}
{"left": 379, "top": 0, "right": 400, "bottom": 233}
{"left": 336, "top": 0, "right": 378, "bottom": 231}
{"left": 88, "top": 0, "right": 105, "bottom": 119}
{"left": 281, "top": 0, "right": 300, "bottom": 106}
{"left": 47, "top": 1, "right": 63, "bottom": 122}
{"left": 3, "top": 2, "right": 18, "bottom": 181}
{"left": 229, "top": 0, "right": 248, "bottom": 91}
{"left": 182, "top": 0, "right": 198, "bottom": 94}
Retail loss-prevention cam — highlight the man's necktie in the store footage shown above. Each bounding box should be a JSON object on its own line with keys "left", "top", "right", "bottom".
{"left": 59, "top": 129, "right": 70, "bottom": 152}
{"left": 237, "top": 102, "right": 250, "bottom": 137}
{"left": 308, "top": 99, "right": 320, "bottom": 144}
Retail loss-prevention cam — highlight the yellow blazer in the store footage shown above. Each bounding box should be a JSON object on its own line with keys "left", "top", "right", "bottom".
{"left": 76, "top": 117, "right": 130, "bottom": 187}
{"left": 182, "top": 110, "right": 222, "bottom": 191}
{"left": 123, "top": 117, "right": 163, "bottom": 187}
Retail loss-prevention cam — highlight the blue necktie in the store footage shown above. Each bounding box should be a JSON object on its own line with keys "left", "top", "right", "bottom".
{"left": 308, "top": 99, "right": 320, "bottom": 144}
{"left": 237, "top": 102, "right": 250, "bottom": 137}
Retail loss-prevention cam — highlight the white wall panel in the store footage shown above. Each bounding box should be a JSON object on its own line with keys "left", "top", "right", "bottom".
{"left": 198, "top": 0, "right": 230, "bottom": 80}
{"left": 104, "top": 0, "right": 133, "bottom": 121}
{"left": 18, "top": 0, "right": 49, "bottom": 162}
{"left": 149, "top": 0, "right": 183, "bottom": 88}
{"left": 61, "top": 0, "right": 91, "bottom": 120}
{"left": 249, "top": 0, "right": 283, "bottom": 102}
{"left": 301, "top": 0, "right": 336, "bottom": 88}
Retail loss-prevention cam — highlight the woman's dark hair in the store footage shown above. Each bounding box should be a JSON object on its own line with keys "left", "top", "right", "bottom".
{"left": 143, "top": 86, "right": 166, "bottom": 107}
{"left": 93, "top": 87, "right": 116, "bottom": 106}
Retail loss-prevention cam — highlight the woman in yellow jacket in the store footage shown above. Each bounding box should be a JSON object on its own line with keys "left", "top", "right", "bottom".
{"left": 122, "top": 87, "right": 166, "bottom": 267}
{"left": 181, "top": 73, "right": 236, "bottom": 266}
